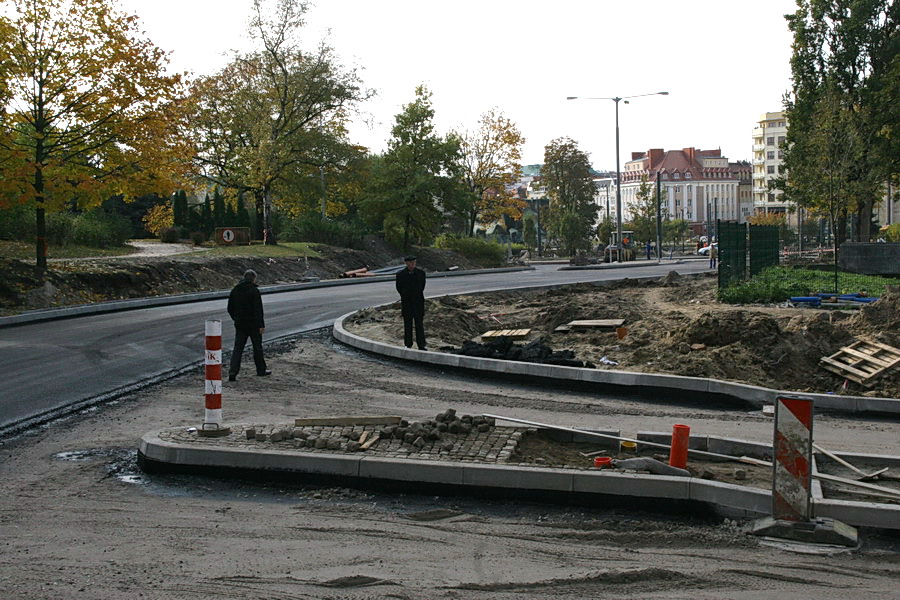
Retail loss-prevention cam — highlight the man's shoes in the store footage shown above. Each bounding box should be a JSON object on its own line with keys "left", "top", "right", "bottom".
{"left": 257, "top": 370, "right": 272, "bottom": 376}
{"left": 228, "top": 375, "right": 237, "bottom": 382}
{"left": 418, "top": 347, "right": 427, "bottom": 351}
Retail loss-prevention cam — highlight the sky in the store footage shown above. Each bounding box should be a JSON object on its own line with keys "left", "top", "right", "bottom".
{"left": 120, "top": 0, "right": 798, "bottom": 170}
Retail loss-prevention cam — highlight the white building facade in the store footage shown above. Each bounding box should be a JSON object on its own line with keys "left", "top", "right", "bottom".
{"left": 619, "top": 148, "right": 745, "bottom": 235}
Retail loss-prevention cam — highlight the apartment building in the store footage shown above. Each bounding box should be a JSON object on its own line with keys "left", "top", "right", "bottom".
{"left": 752, "top": 111, "right": 788, "bottom": 216}
{"left": 619, "top": 147, "right": 743, "bottom": 234}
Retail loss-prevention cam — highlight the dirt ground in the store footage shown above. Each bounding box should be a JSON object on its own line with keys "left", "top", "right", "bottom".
{"left": 2, "top": 330, "right": 899, "bottom": 600}
{"left": 0, "top": 236, "right": 481, "bottom": 315}
{"left": 346, "top": 273, "right": 900, "bottom": 399}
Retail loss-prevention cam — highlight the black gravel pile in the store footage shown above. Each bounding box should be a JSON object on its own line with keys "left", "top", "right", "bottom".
{"left": 456, "top": 338, "right": 595, "bottom": 368}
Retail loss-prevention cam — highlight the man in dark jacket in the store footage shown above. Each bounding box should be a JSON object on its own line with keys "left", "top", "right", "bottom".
{"left": 227, "top": 269, "right": 270, "bottom": 381}
{"left": 395, "top": 255, "right": 427, "bottom": 350}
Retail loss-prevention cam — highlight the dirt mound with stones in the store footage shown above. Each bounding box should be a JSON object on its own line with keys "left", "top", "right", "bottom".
{"left": 0, "top": 240, "right": 483, "bottom": 315}
{"left": 345, "top": 273, "right": 900, "bottom": 399}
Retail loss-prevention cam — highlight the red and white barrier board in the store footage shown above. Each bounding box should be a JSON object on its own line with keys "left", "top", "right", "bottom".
{"left": 772, "top": 395, "right": 813, "bottom": 521}
{"left": 204, "top": 320, "right": 223, "bottom": 427}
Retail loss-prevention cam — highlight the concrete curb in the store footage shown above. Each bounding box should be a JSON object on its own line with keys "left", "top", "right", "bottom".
{"left": 333, "top": 311, "right": 900, "bottom": 417}
{"left": 558, "top": 259, "right": 688, "bottom": 270}
{"left": 137, "top": 428, "right": 900, "bottom": 531}
{"left": 0, "top": 266, "right": 533, "bottom": 329}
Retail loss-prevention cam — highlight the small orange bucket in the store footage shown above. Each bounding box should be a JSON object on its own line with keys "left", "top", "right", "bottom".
{"left": 594, "top": 456, "right": 612, "bottom": 468}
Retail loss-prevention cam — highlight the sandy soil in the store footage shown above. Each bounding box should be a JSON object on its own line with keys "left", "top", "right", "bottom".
{"left": 346, "top": 273, "right": 900, "bottom": 399}
{"left": 1, "top": 330, "right": 898, "bottom": 599}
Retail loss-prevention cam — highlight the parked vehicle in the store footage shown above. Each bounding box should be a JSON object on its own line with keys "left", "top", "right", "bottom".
{"left": 698, "top": 243, "right": 718, "bottom": 256}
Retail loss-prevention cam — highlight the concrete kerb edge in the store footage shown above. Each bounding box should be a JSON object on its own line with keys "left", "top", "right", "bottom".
{"left": 137, "top": 429, "right": 899, "bottom": 530}
{"left": 0, "top": 265, "right": 534, "bottom": 329}
{"left": 332, "top": 311, "right": 900, "bottom": 416}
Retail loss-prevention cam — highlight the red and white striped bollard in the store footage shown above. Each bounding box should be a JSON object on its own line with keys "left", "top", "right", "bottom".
{"left": 200, "top": 319, "right": 230, "bottom": 436}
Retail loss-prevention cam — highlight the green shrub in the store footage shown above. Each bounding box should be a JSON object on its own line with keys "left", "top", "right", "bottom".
{"left": 45, "top": 212, "right": 75, "bottom": 246}
{"left": 0, "top": 203, "right": 35, "bottom": 241}
{"left": 189, "top": 231, "right": 207, "bottom": 246}
{"left": 71, "top": 211, "right": 131, "bottom": 247}
{"left": 160, "top": 227, "right": 180, "bottom": 243}
{"left": 434, "top": 234, "right": 506, "bottom": 267}
{"left": 281, "top": 213, "right": 367, "bottom": 249}
{"left": 718, "top": 265, "right": 898, "bottom": 303}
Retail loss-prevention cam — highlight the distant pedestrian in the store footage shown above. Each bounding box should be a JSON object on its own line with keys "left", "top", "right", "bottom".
{"left": 227, "top": 269, "right": 270, "bottom": 381}
{"left": 709, "top": 244, "right": 718, "bottom": 269}
{"left": 395, "top": 255, "right": 427, "bottom": 351}
{"left": 645, "top": 240, "right": 652, "bottom": 260}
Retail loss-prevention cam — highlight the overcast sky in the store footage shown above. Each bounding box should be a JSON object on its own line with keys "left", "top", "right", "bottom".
{"left": 121, "top": 0, "right": 798, "bottom": 170}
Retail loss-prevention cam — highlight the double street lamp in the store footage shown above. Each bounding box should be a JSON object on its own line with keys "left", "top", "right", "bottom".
{"left": 567, "top": 92, "right": 669, "bottom": 262}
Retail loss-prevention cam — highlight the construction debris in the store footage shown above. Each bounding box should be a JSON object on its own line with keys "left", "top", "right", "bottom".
{"left": 820, "top": 340, "right": 900, "bottom": 387}
{"left": 568, "top": 319, "right": 626, "bottom": 329}
{"left": 813, "top": 443, "right": 889, "bottom": 481}
{"left": 458, "top": 338, "right": 594, "bottom": 368}
{"left": 481, "top": 328, "right": 531, "bottom": 340}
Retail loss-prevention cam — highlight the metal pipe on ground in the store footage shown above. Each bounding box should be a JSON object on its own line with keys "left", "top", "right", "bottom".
{"left": 482, "top": 413, "right": 771, "bottom": 467}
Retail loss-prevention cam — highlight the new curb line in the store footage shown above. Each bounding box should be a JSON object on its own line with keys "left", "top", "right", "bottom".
{"left": 137, "top": 428, "right": 900, "bottom": 531}
{"left": 332, "top": 312, "right": 900, "bottom": 417}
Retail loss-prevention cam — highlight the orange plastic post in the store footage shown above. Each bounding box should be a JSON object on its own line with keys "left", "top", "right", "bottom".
{"left": 669, "top": 424, "right": 690, "bottom": 469}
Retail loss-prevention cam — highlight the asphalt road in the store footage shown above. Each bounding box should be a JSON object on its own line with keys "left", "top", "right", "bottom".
{"left": 1, "top": 261, "right": 707, "bottom": 433}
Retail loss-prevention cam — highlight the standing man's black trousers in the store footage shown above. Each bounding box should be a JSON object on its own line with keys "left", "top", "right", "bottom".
{"left": 229, "top": 326, "right": 268, "bottom": 377}
{"left": 403, "top": 312, "right": 426, "bottom": 350}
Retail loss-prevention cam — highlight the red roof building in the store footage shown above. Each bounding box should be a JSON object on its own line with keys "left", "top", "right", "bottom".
{"left": 619, "top": 147, "right": 752, "bottom": 233}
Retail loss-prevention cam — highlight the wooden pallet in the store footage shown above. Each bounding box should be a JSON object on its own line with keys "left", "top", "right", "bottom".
{"left": 481, "top": 328, "right": 531, "bottom": 340}
{"left": 820, "top": 340, "right": 900, "bottom": 387}
{"left": 568, "top": 319, "right": 626, "bottom": 329}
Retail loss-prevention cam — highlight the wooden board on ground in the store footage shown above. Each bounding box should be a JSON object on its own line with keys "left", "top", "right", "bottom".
{"left": 567, "top": 319, "right": 626, "bottom": 329}
{"left": 481, "top": 329, "right": 531, "bottom": 340}
{"left": 294, "top": 416, "right": 402, "bottom": 426}
{"left": 820, "top": 340, "right": 900, "bottom": 387}
{"left": 554, "top": 324, "right": 572, "bottom": 333}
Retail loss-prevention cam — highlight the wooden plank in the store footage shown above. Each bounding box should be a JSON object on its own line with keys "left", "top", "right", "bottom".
{"left": 359, "top": 432, "right": 381, "bottom": 450}
{"left": 814, "top": 472, "right": 900, "bottom": 499}
{"left": 860, "top": 340, "right": 900, "bottom": 355}
{"left": 294, "top": 416, "right": 402, "bottom": 426}
{"left": 568, "top": 319, "right": 626, "bottom": 328}
{"left": 820, "top": 357, "right": 872, "bottom": 381}
{"left": 554, "top": 325, "right": 572, "bottom": 333}
{"left": 482, "top": 328, "right": 530, "bottom": 339}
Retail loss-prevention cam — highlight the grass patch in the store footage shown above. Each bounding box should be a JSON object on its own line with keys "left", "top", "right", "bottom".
{"left": 182, "top": 242, "right": 322, "bottom": 259}
{"left": 0, "top": 240, "right": 136, "bottom": 260}
{"left": 719, "top": 265, "right": 898, "bottom": 303}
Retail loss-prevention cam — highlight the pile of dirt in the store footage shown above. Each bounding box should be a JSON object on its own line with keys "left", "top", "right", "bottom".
{"left": 345, "top": 273, "right": 900, "bottom": 399}
{"left": 0, "top": 240, "right": 485, "bottom": 315}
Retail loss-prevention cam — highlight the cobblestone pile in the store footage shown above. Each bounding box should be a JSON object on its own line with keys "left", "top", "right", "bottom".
{"left": 159, "top": 409, "right": 528, "bottom": 464}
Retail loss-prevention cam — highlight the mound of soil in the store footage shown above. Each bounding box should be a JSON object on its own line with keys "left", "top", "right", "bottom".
{"left": 345, "top": 273, "right": 900, "bottom": 399}
{"left": 0, "top": 238, "right": 483, "bottom": 315}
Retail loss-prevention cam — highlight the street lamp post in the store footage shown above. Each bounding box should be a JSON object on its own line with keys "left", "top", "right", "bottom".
{"left": 567, "top": 92, "right": 668, "bottom": 263}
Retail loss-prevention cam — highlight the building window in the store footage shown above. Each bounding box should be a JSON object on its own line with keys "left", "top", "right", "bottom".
{"left": 685, "top": 172, "right": 691, "bottom": 179}
{"left": 778, "top": 150, "right": 784, "bottom": 159}
{"left": 778, "top": 135, "right": 785, "bottom": 145}
{"left": 767, "top": 151, "right": 775, "bottom": 159}
{"left": 767, "top": 137, "right": 775, "bottom": 145}
{"left": 779, "top": 122, "right": 785, "bottom": 127}
{"left": 768, "top": 193, "right": 775, "bottom": 202}
{"left": 673, "top": 172, "right": 680, "bottom": 179}
{"left": 767, "top": 165, "right": 775, "bottom": 174}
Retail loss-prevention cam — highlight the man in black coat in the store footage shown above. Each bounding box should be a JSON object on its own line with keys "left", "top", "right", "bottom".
{"left": 395, "top": 255, "right": 427, "bottom": 350}
{"left": 227, "top": 269, "right": 271, "bottom": 381}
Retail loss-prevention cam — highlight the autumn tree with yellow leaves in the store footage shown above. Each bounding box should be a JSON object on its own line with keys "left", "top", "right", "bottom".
{"left": 455, "top": 109, "right": 526, "bottom": 236}
{"left": 0, "top": 0, "right": 193, "bottom": 273}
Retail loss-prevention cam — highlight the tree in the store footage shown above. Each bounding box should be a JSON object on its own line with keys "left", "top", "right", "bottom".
{"left": 0, "top": 0, "right": 192, "bottom": 272}
{"left": 212, "top": 187, "right": 226, "bottom": 228}
{"left": 189, "top": 0, "right": 371, "bottom": 243}
{"left": 363, "top": 86, "right": 464, "bottom": 249}
{"left": 455, "top": 108, "right": 526, "bottom": 236}
{"left": 628, "top": 175, "right": 668, "bottom": 244}
{"left": 782, "top": 0, "right": 898, "bottom": 243}
{"left": 142, "top": 203, "right": 174, "bottom": 237}
{"left": 172, "top": 190, "right": 189, "bottom": 229}
{"left": 523, "top": 215, "right": 537, "bottom": 252}
{"left": 540, "top": 138, "right": 598, "bottom": 256}
{"left": 663, "top": 218, "right": 691, "bottom": 253}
